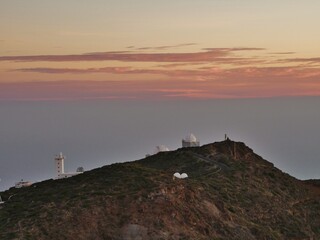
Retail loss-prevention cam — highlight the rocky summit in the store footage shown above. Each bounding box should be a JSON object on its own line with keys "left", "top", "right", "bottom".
{"left": 0, "top": 140, "right": 319, "bottom": 240}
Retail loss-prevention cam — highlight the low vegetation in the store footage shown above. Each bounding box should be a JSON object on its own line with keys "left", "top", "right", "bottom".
{"left": 0, "top": 140, "right": 319, "bottom": 239}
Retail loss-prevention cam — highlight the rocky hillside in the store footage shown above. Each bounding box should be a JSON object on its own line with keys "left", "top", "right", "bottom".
{"left": 0, "top": 140, "right": 319, "bottom": 240}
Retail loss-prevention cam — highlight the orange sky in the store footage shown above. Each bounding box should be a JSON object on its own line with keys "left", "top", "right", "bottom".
{"left": 1, "top": 0, "right": 320, "bottom": 100}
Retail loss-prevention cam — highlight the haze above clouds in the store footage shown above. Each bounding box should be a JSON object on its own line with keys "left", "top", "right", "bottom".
{"left": 1, "top": 98, "right": 319, "bottom": 191}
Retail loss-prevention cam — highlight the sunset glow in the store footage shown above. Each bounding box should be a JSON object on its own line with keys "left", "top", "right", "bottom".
{"left": 1, "top": 0, "right": 320, "bottom": 100}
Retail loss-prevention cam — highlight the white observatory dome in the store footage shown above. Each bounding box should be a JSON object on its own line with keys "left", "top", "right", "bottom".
{"left": 153, "top": 145, "right": 170, "bottom": 154}
{"left": 180, "top": 173, "right": 188, "bottom": 179}
{"left": 173, "top": 172, "right": 181, "bottom": 178}
{"left": 173, "top": 172, "right": 188, "bottom": 179}
{"left": 184, "top": 133, "right": 197, "bottom": 143}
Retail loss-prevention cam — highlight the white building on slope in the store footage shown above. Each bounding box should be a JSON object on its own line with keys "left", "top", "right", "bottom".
{"left": 146, "top": 145, "right": 170, "bottom": 157}
{"left": 153, "top": 145, "right": 170, "bottom": 154}
{"left": 182, "top": 133, "right": 200, "bottom": 148}
{"left": 15, "top": 180, "right": 33, "bottom": 188}
{"left": 54, "top": 152, "right": 83, "bottom": 179}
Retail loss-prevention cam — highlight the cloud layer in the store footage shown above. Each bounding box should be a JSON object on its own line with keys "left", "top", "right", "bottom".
{"left": 1, "top": 46, "right": 320, "bottom": 100}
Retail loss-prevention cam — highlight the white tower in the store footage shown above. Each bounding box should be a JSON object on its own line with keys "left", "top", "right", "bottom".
{"left": 182, "top": 133, "right": 200, "bottom": 147}
{"left": 55, "top": 152, "right": 65, "bottom": 177}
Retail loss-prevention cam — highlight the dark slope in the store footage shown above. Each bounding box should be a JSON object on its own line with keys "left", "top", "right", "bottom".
{"left": 0, "top": 140, "right": 319, "bottom": 240}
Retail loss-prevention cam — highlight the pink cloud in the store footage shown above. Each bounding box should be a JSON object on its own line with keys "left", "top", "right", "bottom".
{"left": 3, "top": 64, "right": 320, "bottom": 101}
{"left": 281, "top": 57, "right": 320, "bottom": 65}
{"left": 15, "top": 67, "right": 137, "bottom": 74}
{"left": 2, "top": 46, "right": 320, "bottom": 100}
{"left": 15, "top": 65, "right": 320, "bottom": 80}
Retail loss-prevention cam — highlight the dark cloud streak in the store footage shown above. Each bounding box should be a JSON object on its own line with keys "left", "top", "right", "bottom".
{"left": 202, "top": 47, "right": 266, "bottom": 51}
{"left": 0, "top": 48, "right": 264, "bottom": 63}
{"left": 136, "top": 43, "right": 197, "bottom": 50}
{"left": 269, "top": 52, "right": 295, "bottom": 55}
{"left": 282, "top": 57, "right": 320, "bottom": 63}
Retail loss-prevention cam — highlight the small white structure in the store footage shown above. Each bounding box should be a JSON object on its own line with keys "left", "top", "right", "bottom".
{"left": 0, "top": 196, "right": 4, "bottom": 204}
{"left": 182, "top": 133, "right": 200, "bottom": 148}
{"left": 15, "top": 180, "right": 32, "bottom": 188}
{"left": 173, "top": 172, "right": 181, "bottom": 178}
{"left": 153, "top": 145, "right": 170, "bottom": 154}
{"left": 54, "top": 152, "right": 83, "bottom": 179}
{"left": 146, "top": 145, "right": 170, "bottom": 157}
{"left": 180, "top": 173, "right": 188, "bottom": 179}
{"left": 173, "top": 172, "right": 188, "bottom": 179}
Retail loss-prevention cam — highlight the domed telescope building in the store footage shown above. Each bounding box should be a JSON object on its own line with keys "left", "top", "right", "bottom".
{"left": 153, "top": 145, "right": 170, "bottom": 154}
{"left": 182, "top": 133, "right": 200, "bottom": 148}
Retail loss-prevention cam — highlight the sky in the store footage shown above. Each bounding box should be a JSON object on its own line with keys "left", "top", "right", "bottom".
{"left": 0, "top": 1, "right": 320, "bottom": 190}
{"left": 1, "top": 0, "right": 320, "bottom": 100}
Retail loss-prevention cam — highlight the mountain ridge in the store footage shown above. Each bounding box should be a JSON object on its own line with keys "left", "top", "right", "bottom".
{"left": 1, "top": 140, "right": 319, "bottom": 239}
